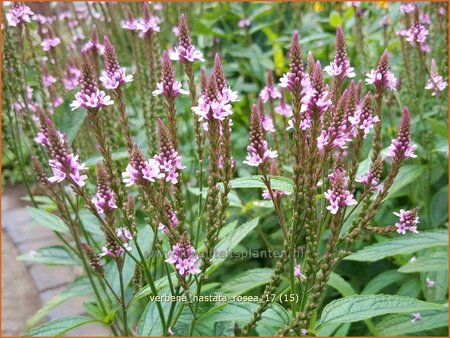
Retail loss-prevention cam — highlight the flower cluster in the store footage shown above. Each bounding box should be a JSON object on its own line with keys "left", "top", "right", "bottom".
{"left": 244, "top": 105, "right": 278, "bottom": 167}
{"left": 260, "top": 71, "right": 281, "bottom": 103}
{"left": 92, "top": 165, "right": 117, "bottom": 215}
{"left": 152, "top": 52, "right": 188, "bottom": 99}
{"left": 7, "top": 2, "right": 34, "bottom": 27}
{"left": 356, "top": 156, "right": 383, "bottom": 192}
{"left": 405, "top": 21, "right": 429, "bottom": 52}
{"left": 154, "top": 119, "right": 186, "bottom": 184}
{"left": 324, "top": 26, "right": 355, "bottom": 79}
{"left": 100, "top": 36, "right": 133, "bottom": 90}
{"left": 70, "top": 56, "right": 114, "bottom": 111}
{"left": 122, "top": 144, "right": 164, "bottom": 187}
{"left": 349, "top": 92, "right": 379, "bottom": 137}
{"left": 63, "top": 60, "right": 82, "bottom": 91}
{"left": 158, "top": 206, "right": 180, "bottom": 234}
{"left": 99, "top": 227, "right": 133, "bottom": 258}
{"left": 387, "top": 107, "right": 417, "bottom": 164}
{"left": 394, "top": 209, "right": 419, "bottom": 235}
{"left": 35, "top": 111, "right": 88, "bottom": 187}
{"left": 166, "top": 233, "right": 201, "bottom": 276}
{"left": 324, "top": 165, "right": 357, "bottom": 215}
{"left": 82, "top": 25, "right": 105, "bottom": 55}
{"left": 425, "top": 59, "right": 447, "bottom": 96}
{"left": 170, "top": 15, "right": 204, "bottom": 63}
{"left": 365, "top": 50, "right": 397, "bottom": 91}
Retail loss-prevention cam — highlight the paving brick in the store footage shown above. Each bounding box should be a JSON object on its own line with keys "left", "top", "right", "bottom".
{"left": 3, "top": 208, "right": 55, "bottom": 244}
{"left": 2, "top": 185, "right": 27, "bottom": 211}
{"left": 30, "top": 265, "right": 78, "bottom": 292}
{"left": 39, "top": 286, "right": 89, "bottom": 321}
{"left": 16, "top": 237, "right": 62, "bottom": 268}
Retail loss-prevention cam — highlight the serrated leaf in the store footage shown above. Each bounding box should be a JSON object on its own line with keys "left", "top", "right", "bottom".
{"left": 23, "top": 316, "right": 100, "bottom": 336}
{"left": 345, "top": 230, "right": 448, "bottom": 262}
{"left": 27, "top": 206, "right": 70, "bottom": 234}
{"left": 376, "top": 309, "right": 448, "bottom": 335}
{"left": 220, "top": 268, "right": 273, "bottom": 296}
{"left": 229, "top": 176, "right": 293, "bottom": 192}
{"left": 18, "top": 245, "right": 80, "bottom": 266}
{"left": 317, "top": 295, "right": 444, "bottom": 327}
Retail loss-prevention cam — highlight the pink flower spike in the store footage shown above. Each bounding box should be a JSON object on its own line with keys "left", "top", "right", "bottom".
{"left": 393, "top": 208, "right": 419, "bottom": 235}
{"left": 7, "top": 2, "right": 34, "bottom": 27}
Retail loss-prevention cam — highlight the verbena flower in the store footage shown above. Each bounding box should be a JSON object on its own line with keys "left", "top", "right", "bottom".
{"left": 400, "top": 3, "right": 416, "bottom": 13}
{"left": 425, "top": 59, "right": 447, "bottom": 96}
{"left": 136, "top": 3, "right": 160, "bottom": 38}
{"left": 294, "top": 264, "right": 307, "bottom": 279}
{"left": 365, "top": 50, "right": 397, "bottom": 91}
{"left": 426, "top": 277, "right": 435, "bottom": 288}
{"left": 42, "top": 62, "right": 57, "bottom": 88}
{"left": 260, "top": 70, "right": 281, "bottom": 103}
{"left": 411, "top": 313, "right": 421, "bottom": 323}
{"left": 387, "top": 107, "right": 417, "bottom": 164}
{"left": 356, "top": 155, "right": 383, "bottom": 192}
{"left": 394, "top": 208, "right": 419, "bottom": 235}
{"left": 324, "top": 26, "right": 355, "bottom": 79}
{"left": 238, "top": 17, "right": 251, "bottom": 28}
{"left": 70, "top": 56, "right": 114, "bottom": 111}
{"left": 158, "top": 206, "right": 179, "bottom": 234}
{"left": 306, "top": 60, "right": 332, "bottom": 121}
{"left": 243, "top": 105, "right": 278, "bottom": 167}
{"left": 99, "top": 227, "right": 132, "bottom": 258}
{"left": 82, "top": 25, "right": 105, "bottom": 55}
{"left": 100, "top": 36, "right": 133, "bottom": 90}
{"left": 405, "top": 21, "right": 429, "bottom": 48}
{"left": 81, "top": 243, "right": 104, "bottom": 276}
{"left": 275, "top": 89, "right": 293, "bottom": 118}
{"left": 262, "top": 189, "right": 291, "bottom": 200}
{"left": 36, "top": 113, "right": 88, "bottom": 187}
{"left": 261, "top": 114, "right": 275, "bottom": 133}
{"left": 324, "top": 165, "right": 357, "bottom": 214}
{"left": 349, "top": 92, "right": 379, "bottom": 137}
{"left": 7, "top": 2, "right": 34, "bottom": 27}
{"left": 41, "top": 36, "right": 61, "bottom": 52}
{"left": 122, "top": 144, "right": 164, "bottom": 186}
{"left": 152, "top": 51, "right": 188, "bottom": 98}
{"left": 154, "top": 119, "right": 186, "bottom": 184}
{"left": 63, "top": 59, "right": 81, "bottom": 91}
{"left": 92, "top": 164, "right": 117, "bottom": 215}
{"left": 170, "top": 14, "right": 204, "bottom": 63}
{"left": 121, "top": 8, "right": 138, "bottom": 31}
{"left": 166, "top": 233, "right": 201, "bottom": 276}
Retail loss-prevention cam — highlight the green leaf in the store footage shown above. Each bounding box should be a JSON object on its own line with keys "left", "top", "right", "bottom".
{"left": 422, "top": 270, "right": 448, "bottom": 303}
{"left": 18, "top": 245, "right": 80, "bottom": 266}
{"left": 376, "top": 309, "right": 448, "bottom": 335}
{"left": 26, "top": 277, "right": 91, "bottom": 328}
{"left": 426, "top": 117, "right": 448, "bottom": 139}
{"left": 220, "top": 268, "right": 273, "bottom": 296}
{"left": 23, "top": 316, "right": 100, "bottom": 336}
{"left": 137, "top": 302, "right": 163, "bottom": 336}
{"left": 27, "top": 207, "right": 70, "bottom": 234}
{"left": 79, "top": 209, "right": 104, "bottom": 236}
{"left": 362, "top": 270, "right": 406, "bottom": 294}
{"left": 329, "top": 11, "right": 342, "bottom": 28}
{"left": 399, "top": 252, "right": 448, "bottom": 273}
{"left": 327, "top": 272, "right": 356, "bottom": 297}
{"left": 229, "top": 176, "right": 293, "bottom": 192}
{"left": 430, "top": 186, "right": 448, "bottom": 226}
{"left": 53, "top": 107, "right": 87, "bottom": 145}
{"left": 345, "top": 230, "right": 448, "bottom": 262}
{"left": 207, "top": 218, "right": 260, "bottom": 274}
{"left": 387, "top": 165, "right": 424, "bottom": 198}
{"left": 317, "top": 295, "right": 444, "bottom": 328}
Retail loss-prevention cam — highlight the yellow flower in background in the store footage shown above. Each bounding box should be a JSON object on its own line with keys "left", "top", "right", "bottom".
{"left": 314, "top": 2, "right": 324, "bottom": 12}
{"left": 376, "top": 1, "right": 389, "bottom": 9}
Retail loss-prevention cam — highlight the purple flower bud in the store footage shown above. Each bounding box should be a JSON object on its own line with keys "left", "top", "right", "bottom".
{"left": 324, "top": 164, "right": 357, "bottom": 214}
{"left": 294, "top": 264, "right": 306, "bottom": 279}
{"left": 275, "top": 89, "right": 293, "bottom": 118}
{"left": 81, "top": 243, "right": 104, "bottom": 276}
{"left": 166, "top": 232, "right": 201, "bottom": 276}
{"left": 324, "top": 26, "right": 355, "bottom": 79}
{"left": 170, "top": 15, "right": 204, "bottom": 63}
{"left": 425, "top": 59, "right": 447, "bottom": 96}
{"left": 100, "top": 36, "right": 133, "bottom": 90}
{"left": 136, "top": 3, "right": 160, "bottom": 38}
{"left": 306, "top": 61, "right": 332, "bottom": 121}
{"left": 154, "top": 119, "right": 186, "bottom": 184}
{"left": 394, "top": 208, "right": 419, "bottom": 234}
{"left": 238, "top": 17, "right": 251, "bottom": 28}
{"left": 243, "top": 105, "right": 278, "bottom": 167}
{"left": 152, "top": 51, "right": 188, "bottom": 98}
{"left": 7, "top": 2, "right": 34, "bottom": 27}
{"left": 99, "top": 227, "right": 132, "bottom": 258}
{"left": 365, "top": 50, "right": 397, "bottom": 91}
{"left": 92, "top": 164, "right": 117, "bottom": 215}
{"left": 349, "top": 91, "right": 379, "bottom": 138}
{"left": 158, "top": 205, "right": 179, "bottom": 233}
{"left": 387, "top": 107, "right": 417, "bottom": 163}
{"left": 121, "top": 7, "right": 138, "bottom": 31}
{"left": 70, "top": 55, "right": 114, "bottom": 111}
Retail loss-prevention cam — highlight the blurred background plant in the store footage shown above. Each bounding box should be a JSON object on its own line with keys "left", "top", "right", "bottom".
{"left": 2, "top": 1, "right": 448, "bottom": 336}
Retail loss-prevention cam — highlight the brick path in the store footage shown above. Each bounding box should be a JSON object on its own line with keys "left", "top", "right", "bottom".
{"left": 2, "top": 185, "right": 111, "bottom": 336}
